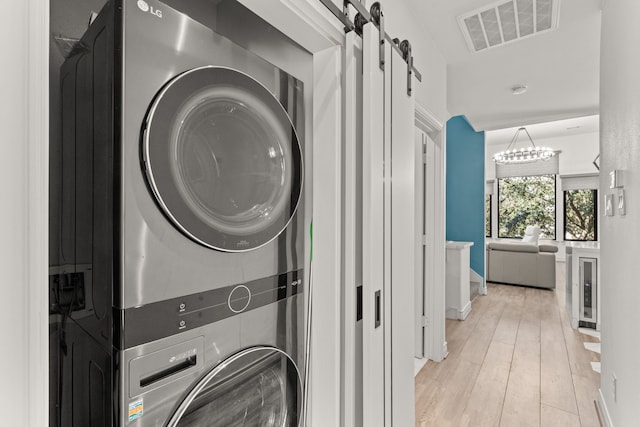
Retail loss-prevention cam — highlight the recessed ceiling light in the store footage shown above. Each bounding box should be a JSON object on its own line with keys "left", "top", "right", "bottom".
{"left": 512, "top": 85, "right": 528, "bottom": 95}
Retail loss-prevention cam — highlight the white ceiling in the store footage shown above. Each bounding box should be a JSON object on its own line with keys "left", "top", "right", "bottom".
{"left": 485, "top": 114, "right": 599, "bottom": 145}
{"left": 414, "top": 0, "right": 602, "bottom": 131}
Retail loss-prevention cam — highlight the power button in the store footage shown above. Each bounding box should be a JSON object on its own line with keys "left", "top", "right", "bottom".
{"left": 228, "top": 285, "right": 251, "bottom": 313}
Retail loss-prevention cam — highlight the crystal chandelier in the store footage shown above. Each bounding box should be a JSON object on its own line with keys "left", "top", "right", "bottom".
{"left": 492, "top": 127, "right": 555, "bottom": 164}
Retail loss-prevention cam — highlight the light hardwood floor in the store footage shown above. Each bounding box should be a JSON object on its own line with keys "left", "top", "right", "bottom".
{"left": 415, "top": 263, "right": 601, "bottom": 427}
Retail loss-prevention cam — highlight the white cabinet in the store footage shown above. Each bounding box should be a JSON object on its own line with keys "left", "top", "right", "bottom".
{"left": 445, "top": 241, "right": 474, "bottom": 320}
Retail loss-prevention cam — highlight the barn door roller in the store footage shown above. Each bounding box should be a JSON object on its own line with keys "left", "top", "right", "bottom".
{"left": 370, "top": 2, "right": 385, "bottom": 71}
{"left": 319, "top": 0, "right": 421, "bottom": 91}
{"left": 399, "top": 39, "right": 413, "bottom": 96}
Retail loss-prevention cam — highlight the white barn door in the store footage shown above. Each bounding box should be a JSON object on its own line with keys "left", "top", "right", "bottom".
{"left": 389, "top": 38, "right": 416, "bottom": 427}
{"left": 361, "top": 21, "right": 416, "bottom": 427}
{"left": 342, "top": 30, "right": 363, "bottom": 427}
{"left": 361, "top": 23, "right": 387, "bottom": 427}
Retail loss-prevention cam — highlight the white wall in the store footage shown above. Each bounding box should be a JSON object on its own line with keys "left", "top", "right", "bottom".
{"left": 1, "top": 0, "right": 49, "bottom": 426}
{"left": 1, "top": 1, "right": 29, "bottom": 418}
{"left": 598, "top": 0, "right": 640, "bottom": 425}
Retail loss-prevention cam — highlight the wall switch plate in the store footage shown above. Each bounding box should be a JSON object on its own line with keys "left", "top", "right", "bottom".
{"left": 618, "top": 189, "right": 626, "bottom": 216}
{"left": 610, "top": 170, "right": 623, "bottom": 188}
{"left": 605, "top": 194, "right": 614, "bottom": 216}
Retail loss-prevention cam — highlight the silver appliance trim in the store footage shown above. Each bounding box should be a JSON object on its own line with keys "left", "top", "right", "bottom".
{"left": 142, "top": 65, "right": 304, "bottom": 253}
{"left": 166, "top": 346, "right": 303, "bottom": 427}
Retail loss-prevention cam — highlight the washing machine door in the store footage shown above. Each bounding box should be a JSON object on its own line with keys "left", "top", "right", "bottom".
{"left": 166, "top": 346, "right": 303, "bottom": 427}
{"left": 143, "top": 66, "right": 303, "bottom": 252}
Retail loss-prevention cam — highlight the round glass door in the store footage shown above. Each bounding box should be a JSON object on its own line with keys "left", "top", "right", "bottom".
{"left": 143, "top": 66, "right": 303, "bottom": 252}
{"left": 167, "top": 347, "right": 303, "bottom": 427}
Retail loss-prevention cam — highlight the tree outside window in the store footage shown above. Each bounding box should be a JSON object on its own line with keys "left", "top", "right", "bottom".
{"left": 498, "top": 175, "right": 556, "bottom": 239}
{"left": 564, "top": 189, "right": 597, "bottom": 241}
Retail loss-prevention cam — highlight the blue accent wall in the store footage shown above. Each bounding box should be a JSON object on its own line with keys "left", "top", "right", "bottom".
{"left": 446, "top": 116, "right": 485, "bottom": 278}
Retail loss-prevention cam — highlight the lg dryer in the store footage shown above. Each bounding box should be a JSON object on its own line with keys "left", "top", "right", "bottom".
{"left": 50, "top": 0, "right": 309, "bottom": 425}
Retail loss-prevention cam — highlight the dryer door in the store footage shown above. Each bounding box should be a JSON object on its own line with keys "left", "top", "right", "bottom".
{"left": 143, "top": 66, "right": 303, "bottom": 252}
{"left": 166, "top": 346, "right": 303, "bottom": 427}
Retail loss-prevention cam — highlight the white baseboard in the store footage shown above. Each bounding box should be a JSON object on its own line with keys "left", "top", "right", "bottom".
{"left": 469, "top": 268, "right": 483, "bottom": 283}
{"left": 570, "top": 315, "right": 579, "bottom": 329}
{"left": 597, "top": 388, "right": 614, "bottom": 427}
{"left": 431, "top": 341, "right": 449, "bottom": 362}
{"left": 414, "top": 357, "right": 428, "bottom": 376}
{"left": 446, "top": 301, "right": 472, "bottom": 320}
{"left": 579, "top": 328, "right": 601, "bottom": 340}
{"left": 470, "top": 269, "right": 488, "bottom": 295}
{"left": 459, "top": 301, "right": 472, "bottom": 320}
{"left": 584, "top": 342, "right": 601, "bottom": 354}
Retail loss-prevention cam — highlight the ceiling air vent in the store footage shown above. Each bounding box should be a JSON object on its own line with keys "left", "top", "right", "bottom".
{"left": 458, "top": 0, "right": 560, "bottom": 52}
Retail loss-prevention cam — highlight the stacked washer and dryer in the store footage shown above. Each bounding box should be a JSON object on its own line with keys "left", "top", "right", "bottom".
{"left": 51, "top": 0, "right": 309, "bottom": 425}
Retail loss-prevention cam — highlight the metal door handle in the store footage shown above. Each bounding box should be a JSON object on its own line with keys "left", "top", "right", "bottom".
{"left": 374, "top": 290, "right": 381, "bottom": 328}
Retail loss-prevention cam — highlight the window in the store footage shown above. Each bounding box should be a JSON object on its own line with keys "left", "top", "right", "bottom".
{"left": 498, "top": 175, "right": 556, "bottom": 239}
{"left": 485, "top": 194, "right": 492, "bottom": 237}
{"left": 564, "top": 189, "right": 597, "bottom": 241}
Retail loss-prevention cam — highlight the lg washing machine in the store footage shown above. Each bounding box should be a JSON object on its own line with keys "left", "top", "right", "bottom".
{"left": 50, "top": 0, "right": 309, "bottom": 425}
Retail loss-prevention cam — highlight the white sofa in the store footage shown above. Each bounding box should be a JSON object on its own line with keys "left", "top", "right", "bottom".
{"left": 486, "top": 242, "right": 558, "bottom": 289}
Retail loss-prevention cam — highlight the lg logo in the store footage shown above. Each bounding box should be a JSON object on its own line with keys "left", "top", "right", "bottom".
{"left": 136, "top": 0, "right": 149, "bottom": 11}
{"left": 137, "top": 0, "right": 162, "bottom": 18}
